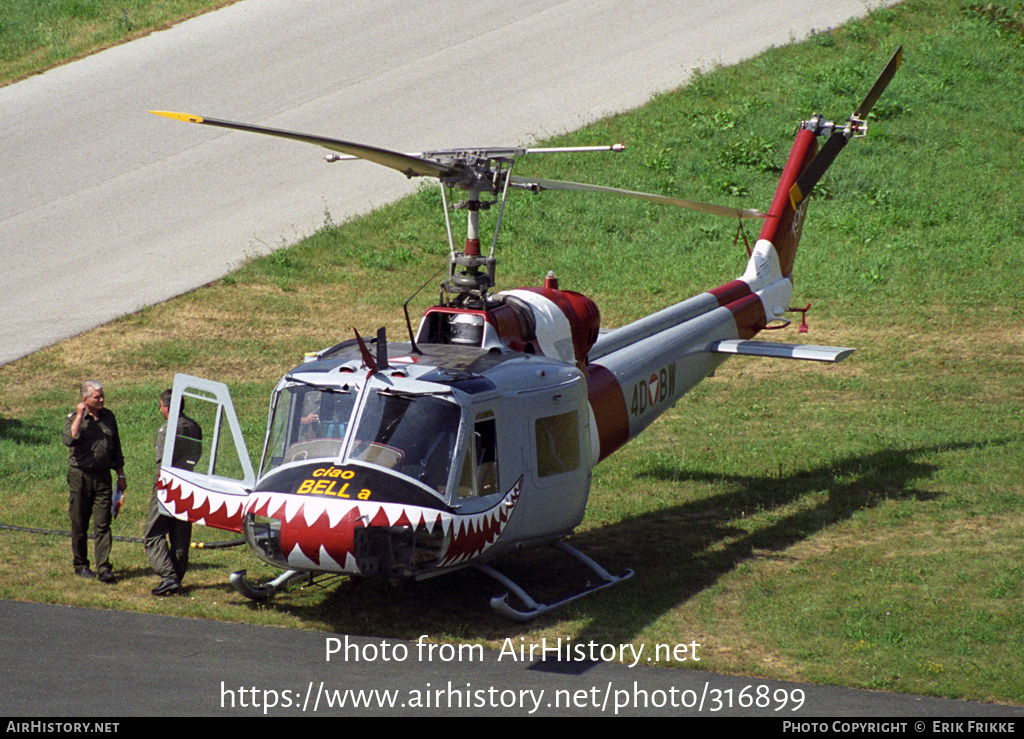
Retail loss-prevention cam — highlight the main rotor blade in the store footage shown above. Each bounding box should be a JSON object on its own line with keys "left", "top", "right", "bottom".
{"left": 509, "top": 176, "right": 766, "bottom": 219}
{"left": 149, "top": 111, "right": 465, "bottom": 180}
{"left": 854, "top": 45, "right": 903, "bottom": 120}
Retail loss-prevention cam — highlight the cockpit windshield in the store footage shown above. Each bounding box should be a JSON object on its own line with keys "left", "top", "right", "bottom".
{"left": 262, "top": 383, "right": 356, "bottom": 474}
{"left": 350, "top": 391, "right": 462, "bottom": 494}
{"left": 261, "top": 381, "right": 463, "bottom": 497}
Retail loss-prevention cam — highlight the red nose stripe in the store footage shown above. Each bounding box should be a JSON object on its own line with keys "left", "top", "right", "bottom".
{"left": 280, "top": 504, "right": 363, "bottom": 566}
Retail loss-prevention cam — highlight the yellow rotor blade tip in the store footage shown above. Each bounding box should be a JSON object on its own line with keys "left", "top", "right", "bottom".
{"left": 149, "top": 110, "right": 204, "bottom": 124}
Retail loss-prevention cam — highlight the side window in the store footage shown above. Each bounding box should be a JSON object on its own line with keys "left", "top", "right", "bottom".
{"left": 457, "top": 412, "right": 499, "bottom": 499}
{"left": 534, "top": 411, "right": 579, "bottom": 478}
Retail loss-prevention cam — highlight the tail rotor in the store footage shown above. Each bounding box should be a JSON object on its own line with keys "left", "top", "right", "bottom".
{"left": 788, "top": 46, "right": 903, "bottom": 209}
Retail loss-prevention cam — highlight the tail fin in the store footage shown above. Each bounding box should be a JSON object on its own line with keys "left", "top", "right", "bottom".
{"left": 758, "top": 129, "right": 818, "bottom": 278}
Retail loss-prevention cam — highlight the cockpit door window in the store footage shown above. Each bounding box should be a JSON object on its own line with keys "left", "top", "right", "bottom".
{"left": 457, "top": 411, "right": 499, "bottom": 499}
{"left": 162, "top": 375, "right": 254, "bottom": 493}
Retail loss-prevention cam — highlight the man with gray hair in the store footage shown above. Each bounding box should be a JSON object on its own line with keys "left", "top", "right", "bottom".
{"left": 62, "top": 380, "right": 127, "bottom": 583}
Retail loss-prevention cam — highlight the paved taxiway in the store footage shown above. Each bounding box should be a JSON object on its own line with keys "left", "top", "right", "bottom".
{"left": 2, "top": 0, "right": 897, "bottom": 365}
{"left": 3, "top": 600, "right": 1021, "bottom": 717}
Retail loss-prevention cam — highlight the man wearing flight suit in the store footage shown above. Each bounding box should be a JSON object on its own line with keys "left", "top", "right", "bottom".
{"left": 63, "top": 380, "right": 126, "bottom": 583}
{"left": 146, "top": 388, "right": 202, "bottom": 596}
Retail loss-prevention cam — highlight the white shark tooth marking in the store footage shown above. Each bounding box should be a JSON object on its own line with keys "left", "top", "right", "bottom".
{"left": 344, "top": 552, "right": 361, "bottom": 575}
{"left": 286, "top": 543, "right": 318, "bottom": 569}
{"left": 377, "top": 503, "right": 395, "bottom": 526}
{"left": 270, "top": 495, "right": 285, "bottom": 515}
{"left": 384, "top": 503, "right": 407, "bottom": 527}
{"left": 327, "top": 500, "right": 353, "bottom": 528}
{"left": 318, "top": 546, "right": 343, "bottom": 573}
{"left": 224, "top": 497, "right": 243, "bottom": 518}
{"left": 186, "top": 486, "right": 207, "bottom": 512}
{"left": 158, "top": 488, "right": 181, "bottom": 516}
{"left": 302, "top": 497, "right": 328, "bottom": 527}
{"left": 206, "top": 496, "right": 226, "bottom": 517}
{"left": 242, "top": 493, "right": 264, "bottom": 516}
{"left": 283, "top": 495, "right": 305, "bottom": 523}
{"left": 362, "top": 502, "right": 380, "bottom": 524}
{"left": 264, "top": 494, "right": 287, "bottom": 520}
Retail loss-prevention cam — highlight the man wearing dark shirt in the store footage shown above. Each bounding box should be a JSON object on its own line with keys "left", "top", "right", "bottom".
{"left": 62, "top": 380, "right": 127, "bottom": 583}
{"left": 146, "top": 388, "right": 202, "bottom": 596}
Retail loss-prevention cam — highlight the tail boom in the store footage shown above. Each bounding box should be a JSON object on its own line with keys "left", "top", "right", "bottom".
{"left": 586, "top": 237, "right": 795, "bottom": 462}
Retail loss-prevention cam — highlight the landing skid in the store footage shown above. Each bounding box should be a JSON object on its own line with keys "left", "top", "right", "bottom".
{"left": 474, "top": 541, "right": 633, "bottom": 621}
{"left": 230, "top": 568, "right": 311, "bottom": 601}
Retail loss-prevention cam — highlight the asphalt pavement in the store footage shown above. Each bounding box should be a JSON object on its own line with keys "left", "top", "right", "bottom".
{"left": 2, "top": 600, "right": 1021, "bottom": 717}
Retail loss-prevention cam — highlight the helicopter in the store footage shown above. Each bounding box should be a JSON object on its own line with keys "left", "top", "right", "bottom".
{"left": 150, "top": 47, "right": 901, "bottom": 620}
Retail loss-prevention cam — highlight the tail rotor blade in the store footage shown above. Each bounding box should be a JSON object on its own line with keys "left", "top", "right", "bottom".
{"left": 854, "top": 45, "right": 903, "bottom": 120}
{"left": 788, "top": 46, "right": 903, "bottom": 208}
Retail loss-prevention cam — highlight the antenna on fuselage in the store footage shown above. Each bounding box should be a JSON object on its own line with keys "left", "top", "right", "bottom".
{"left": 402, "top": 266, "right": 445, "bottom": 354}
{"left": 376, "top": 327, "right": 390, "bottom": 370}
{"left": 353, "top": 328, "right": 378, "bottom": 373}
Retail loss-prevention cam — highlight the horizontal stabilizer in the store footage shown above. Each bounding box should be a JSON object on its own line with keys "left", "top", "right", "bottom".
{"left": 709, "top": 340, "right": 854, "bottom": 363}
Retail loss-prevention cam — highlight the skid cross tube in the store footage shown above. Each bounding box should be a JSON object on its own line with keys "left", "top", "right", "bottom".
{"left": 475, "top": 541, "right": 634, "bottom": 621}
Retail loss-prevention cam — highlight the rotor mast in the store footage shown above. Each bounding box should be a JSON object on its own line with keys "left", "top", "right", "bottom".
{"left": 439, "top": 151, "right": 516, "bottom": 306}
{"left": 443, "top": 184, "right": 497, "bottom": 306}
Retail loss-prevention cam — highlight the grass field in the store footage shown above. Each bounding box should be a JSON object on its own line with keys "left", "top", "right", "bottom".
{"left": 1, "top": 0, "right": 1023, "bottom": 706}
{"left": 0, "top": 0, "right": 238, "bottom": 86}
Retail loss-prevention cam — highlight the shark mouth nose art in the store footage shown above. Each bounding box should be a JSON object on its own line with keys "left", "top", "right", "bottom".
{"left": 156, "top": 472, "right": 245, "bottom": 532}
{"left": 244, "top": 477, "right": 522, "bottom": 574}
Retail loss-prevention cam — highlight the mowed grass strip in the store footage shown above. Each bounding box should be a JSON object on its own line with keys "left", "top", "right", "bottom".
{"left": 1, "top": 0, "right": 1023, "bottom": 705}
{"left": 0, "top": 0, "right": 240, "bottom": 86}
